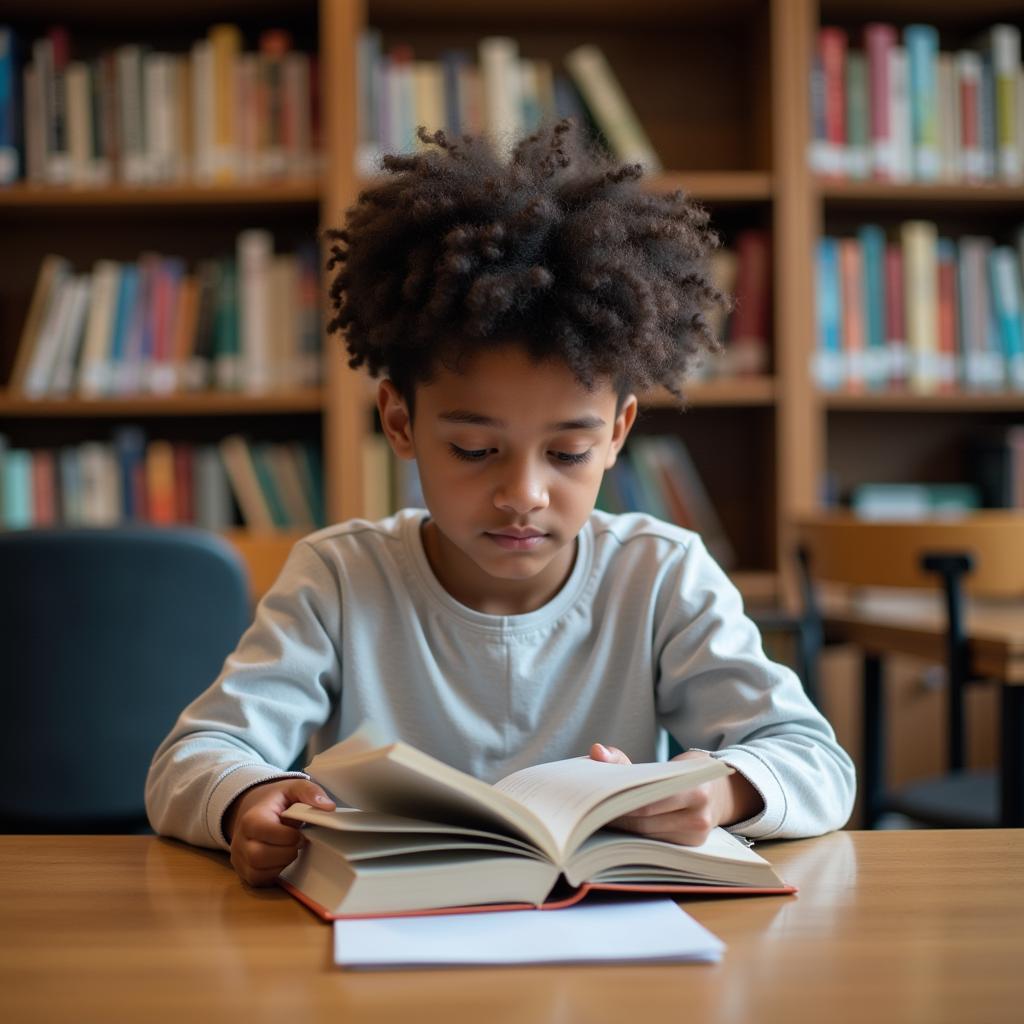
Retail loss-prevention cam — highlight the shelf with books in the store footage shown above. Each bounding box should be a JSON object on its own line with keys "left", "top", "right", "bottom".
{"left": 0, "top": 389, "right": 325, "bottom": 417}
{"left": 0, "top": 180, "right": 322, "bottom": 209}
{"left": 822, "top": 390, "right": 1024, "bottom": 411}
{"left": 642, "top": 376, "right": 777, "bottom": 408}
{"left": 818, "top": 180, "right": 1024, "bottom": 206}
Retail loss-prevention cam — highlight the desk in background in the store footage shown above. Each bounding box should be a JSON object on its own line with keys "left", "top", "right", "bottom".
{"left": 2, "top": 832, "right": 1021, "bottom": 1024}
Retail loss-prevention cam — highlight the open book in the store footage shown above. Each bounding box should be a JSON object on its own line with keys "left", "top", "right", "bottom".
{"left": 278, "top": 725, "right": 794, "bottom": 920}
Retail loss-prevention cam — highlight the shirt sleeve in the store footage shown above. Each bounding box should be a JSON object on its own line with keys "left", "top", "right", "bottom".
{"left": 145, "top": 539, "right": 343, "bottom": 850}
{"left": 654, "top": 535, "right": 856, "bottom": 840}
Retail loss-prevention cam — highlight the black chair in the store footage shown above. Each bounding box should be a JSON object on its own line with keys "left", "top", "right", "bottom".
{"left": 796, "top": 514, "right": 1024, "bottom": 829}
{"left": 0, "top": 527, "right": 250, "bottom": 833}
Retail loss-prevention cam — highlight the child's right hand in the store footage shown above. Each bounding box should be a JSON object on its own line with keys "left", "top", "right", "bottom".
{"left": 223, "top": 778, "right": 336, "bottom": 886}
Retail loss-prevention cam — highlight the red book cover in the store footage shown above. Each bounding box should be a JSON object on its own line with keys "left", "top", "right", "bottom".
{"left": 819, "top": 27, "right": 848, "bottom": 178}
{"left": 839, "top": 238, "right": 865, "bottom": 392}
{"left": 884, "top": 243, "right": 907, "bottom": 389}
{"left": 727, "top": 229, "right": 771, "bottom": 375}
{"left": 173, "top": 443, "right": 194, "bottom": 523}
{"left": 31, "top": 449, "right": 58, "bottom": 526}
{"left": 864, "top": 23, "right": 896, "bottom": 179}
{"left": 937, "top": 249, "right": 958, "bottom": 394}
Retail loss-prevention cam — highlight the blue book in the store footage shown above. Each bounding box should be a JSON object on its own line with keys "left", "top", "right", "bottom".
{"left": 2, "top": 448, "right": 32, "bottom": 528}
{"left": 904, "top": 24, "right": 940, "bottom": 180}
{"left": 440, "top": 50, "right": 470, "bottom": 137}
{"left": 815, "top": 237, "right": 843, "bottom": 389}
{"left": 858, "top": 225, "right": 888, "bottom": 389}
{"left": 108, "top": 264, "right": 139, "bottom": 396}
{"left": 988, "top": 246, "right": 1024, "bottom": 387}
{"left": 0, "top": 27, "right": 21, "bottom": 184}
{"left": 112, "top": 425, "right": 146, "bottom": 520}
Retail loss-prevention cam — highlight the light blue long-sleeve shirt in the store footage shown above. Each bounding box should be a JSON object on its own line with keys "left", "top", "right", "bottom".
{"left": 146, "top": 509, "right": 855, "bottom": 850}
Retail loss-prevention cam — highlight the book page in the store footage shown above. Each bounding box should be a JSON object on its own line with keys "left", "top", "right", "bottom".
{"left": 493, "top": 756, "right": 729, "bottom": 861}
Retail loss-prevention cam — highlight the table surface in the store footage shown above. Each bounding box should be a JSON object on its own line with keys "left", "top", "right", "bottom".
{"left": 3, "top": 831, "right": 1023, "bottom": 1024}
{"left": 822, "top": 591, "right": 1024, "bottom": 683}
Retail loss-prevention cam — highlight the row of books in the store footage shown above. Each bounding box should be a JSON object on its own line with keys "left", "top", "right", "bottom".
{"left": 596, "top": 434, "right": 735, "bottom": 570}
{"left": 356, "top": 32, "right": 660, "bottom": 173}
{"left": 0, "top": 429, "right": 325, "bottom": 532}
{"left": 0, "top": 24, "right": 320, "bottom": 187}
{"left": 8, "top": 232, "right": 321, "bottom": 399}
{"left": 700, "top": 230, "right": 771, "bottom": 379}
{"left": 810, "top": 22, "right": 1024, "bottom": 184}
{"left": 814, "top": 223, "right": 1024, "bottom": 394}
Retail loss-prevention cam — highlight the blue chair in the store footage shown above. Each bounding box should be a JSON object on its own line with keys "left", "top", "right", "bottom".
{"left": 0, "top": 527, "right": 250, "bottom": 833}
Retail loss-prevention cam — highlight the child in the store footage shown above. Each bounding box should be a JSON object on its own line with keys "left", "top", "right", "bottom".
{"left": 147, "top": 120, "right": 855, "bottom": 887}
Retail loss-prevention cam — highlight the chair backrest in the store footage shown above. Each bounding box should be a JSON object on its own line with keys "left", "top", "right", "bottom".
{"left": 0, "top": 527, "right": 251, "bottom": 832}
{"left": 795, "top": 512, "right": 1024, "bottom": 598}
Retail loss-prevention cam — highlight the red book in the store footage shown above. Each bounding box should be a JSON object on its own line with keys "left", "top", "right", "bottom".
{"left": 884, "top": 243, "right": 907, "bottom": 389}
{"left": 31, "top": 450, "right": 58, "bottom": 526}
{"left": 864, "top": 23, "right": 897, "bottom": 179}
{"left": 818, "top": 27, "right": 848, "bottom": 178}
{"left": 173, "top": 443, "right": 194, "bottom": 523}
{"left": 839, "top": 238, "right": 865, "bottom": 392}
{"left": 937, "top": 248, "right": 958, "bottom": 394}
{"left": 727, "top": 229, "right": 771, "bottom": 375}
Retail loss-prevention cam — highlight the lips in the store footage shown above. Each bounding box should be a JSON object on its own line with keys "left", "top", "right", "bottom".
{"left": 485, "top": 527, "right": 549, "bottom": 551}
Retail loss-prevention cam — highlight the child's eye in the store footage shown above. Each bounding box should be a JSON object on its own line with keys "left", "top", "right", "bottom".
{"left": 551, "top": 450, "right": 593, "bottom": 466}
{"left": 448, "top": 444, "right": 491, "bottom": 462}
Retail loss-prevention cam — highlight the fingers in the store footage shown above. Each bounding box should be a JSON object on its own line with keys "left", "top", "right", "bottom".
{"left": 231, "top": 838, "right": 303, "bottom": 887}
{"left": 610, "top": 806, "right": 715, "bottom": 846}
{"left": 589, "top": 742, "right": 632, "bottom": 765}
{"left": 283, "top": 779, "right": 336, "bottom": 812}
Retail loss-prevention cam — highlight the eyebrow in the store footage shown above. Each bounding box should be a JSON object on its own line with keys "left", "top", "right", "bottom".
{"left": 437, "top": 410, "right": 607, "bottom": 431}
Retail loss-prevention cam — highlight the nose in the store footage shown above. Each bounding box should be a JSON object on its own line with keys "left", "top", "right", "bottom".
{"left": 493, "top": 456, "right": 549, "bottom": 515}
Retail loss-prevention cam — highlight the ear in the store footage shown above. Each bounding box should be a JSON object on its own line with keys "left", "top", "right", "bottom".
{"left": 377, "top": 380, "right": 416, "bottom": 461}
{"left": 604, "top": 394, "right": 638, "bottom": 469}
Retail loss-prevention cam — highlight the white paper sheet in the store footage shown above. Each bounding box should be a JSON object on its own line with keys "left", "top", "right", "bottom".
{"left": 333, "top": 897, "right": 725, "bottom": 969}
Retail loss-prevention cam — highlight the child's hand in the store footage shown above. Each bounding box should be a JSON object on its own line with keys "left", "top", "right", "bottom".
{"left": 588, "top": 743, "right": 762, "bottom": 846}
{"left": 223, "top": 778, "right": 336, "bottom": 886}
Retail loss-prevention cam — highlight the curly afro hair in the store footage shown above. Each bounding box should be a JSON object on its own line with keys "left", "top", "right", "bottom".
{"left": 324, "top": 118, "right": 726, "bottom": 407}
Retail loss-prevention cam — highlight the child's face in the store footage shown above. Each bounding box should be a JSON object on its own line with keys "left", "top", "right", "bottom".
{"left": 379, "top": 345, "right": 637, "bottom": 614}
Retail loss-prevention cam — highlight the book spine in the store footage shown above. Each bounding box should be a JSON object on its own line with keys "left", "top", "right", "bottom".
{"left": 814, "top": 237, "right": 843, "bottom": 390}
{"left": 902, "top": 220, "right": 939, "bottom": 393}
{"left": 479, "top": 36, "right": 523, "bottom": 161}
{"left": 237, "top": 229, "right": 273, "bottom": 393}
{"left": 356, "top": 29, "right": 383, "bottom": 176}
{"left": 845, "top": 52, "right": 870, "bottom": 178}
{"left": 889, "top": 46, "right": 913, "bottom": 182}
{"left": 818, "top": 27, "right": 847, "bottom": 178}
{"left": 904, "top": 24, "right": 940, "bottom": 181}
{"left": 839, "top": 238, "right": 866, "bottom": 392}
{"left": 864, "top": 23, "right": 897, "bottom": 179}
{"left": 727, "top": 229, "right": 770, "bottom": 375}
{"left": 989, "top": 245, "right": 1024, "bottom": 388}
{"left": 0, "top": 27, "right": 21, "bottom": 184}
{"left": 857, "top": 224, "right": 888, "bottom": 389}
{"left": 956, "top": 51, "right": 985, "bottom": 182}
{"left": 65, "top": 61, "right": 92, "bottom": 185}
{"left": 990, "top": 24, "right": 1022, "bottom": 182}
{"left": 209, "top": 23, "right": 241, "bottom": 181}
{"left": 936, "top": 237, "right": 959, "bottom": 392}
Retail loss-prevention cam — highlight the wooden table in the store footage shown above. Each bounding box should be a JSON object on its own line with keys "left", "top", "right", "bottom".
{"left": 823, "top": 594, "right": 1024, "bottom": 825}
{"left": 3, "top": 832, "right": 1022, "bottom": 1023}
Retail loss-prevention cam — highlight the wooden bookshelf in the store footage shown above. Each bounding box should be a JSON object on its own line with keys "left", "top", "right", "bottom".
{"left": 822, "top": 392, "right": 1024, "bottom": 413}
{"left": 0, "top": 181, "right": 322, "bottom": 209}
{"left": 0, "top": 390, "right": 325, "bottom": 417}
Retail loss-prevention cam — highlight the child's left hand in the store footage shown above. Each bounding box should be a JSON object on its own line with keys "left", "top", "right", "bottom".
{"left": 588, "top": 742, "right": 763, "bottom": 846}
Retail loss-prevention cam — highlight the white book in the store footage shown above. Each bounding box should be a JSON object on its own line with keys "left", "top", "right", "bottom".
{"left": 479, "top": 36, "right": 523, "bottom": 161}
{"left": 48, "top": 275, "right": 91, "bottom": 395}
{"left": 334, "top": 898, "right": 725, "bottom": 969}
{"left": 565, "top": 44, "right": 662, "bottom": 172}
{"left": 77, "top": 260, "right": 121, "bottom": 397}
{"left": 237, "top": 229, "right": 274, "bottom": 393}
{"left": 22, "top": 277, "right": 77, "bottom": 397}
{"left": 190, "top": 40, "right": 214, "bottom": 182}
{"left": 65, "top": 62, "right": 93, "bottom": 186}
{"left": 889, "top": 47, "right": 913, "bottom": 182}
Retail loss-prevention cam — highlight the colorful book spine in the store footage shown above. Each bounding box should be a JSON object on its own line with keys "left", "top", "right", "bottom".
{"left": 818, "top": 27, "right": 847, "bottom": 178}
{"left": 901, "top": 220, "right": 939, "bottom": 393}
{"left": 857, "top": 225, "right": 888, "bottom": 389}
{"left": 989, "top": 245, "right": 1024, "bottom": 387}
{"left": 884, "top": 242, "right": 908, "bottom": 388}
{"left": 905, "top": 24, "right": 940, "bottom": 181}
{"left": 839, "top": 238, "right": 866, "bottom": 391}
{"left": 990, "top": 24, "right": 1022, "bottom": 181}
{"left": 814, "top": 237, "right": 843, "bottom": 390}
{"left": 0, "top": 27, "right": 21, "bottom": 184}
{"left": 864, "top": 23, "right": 897, "bottom": 179}
{"left": 936, "top": 238, "right": 959, "bottom": 392}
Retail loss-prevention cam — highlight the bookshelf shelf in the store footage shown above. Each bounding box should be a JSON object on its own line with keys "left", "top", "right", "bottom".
{"left": 0, "top": 181, "right": 322, "bottom": 210}
{"left": 818, "top": 180, "right": 1024, "bottom": 209}
{"left": 0, "top": 390, "right": 325, "bottom": 418}
{"left": 642, "top": 377, "right": 777, "bottom": 408}
{"left": 647, "top": 171, "right": 773, "bottom": 203}
{"left": 822, "top": 391, "right": 1024, "bottom": 413}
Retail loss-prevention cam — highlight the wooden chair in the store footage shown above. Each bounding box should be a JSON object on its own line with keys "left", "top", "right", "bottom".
{"left": 795, "top": 513, "right": 1024, "bottom": 828}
